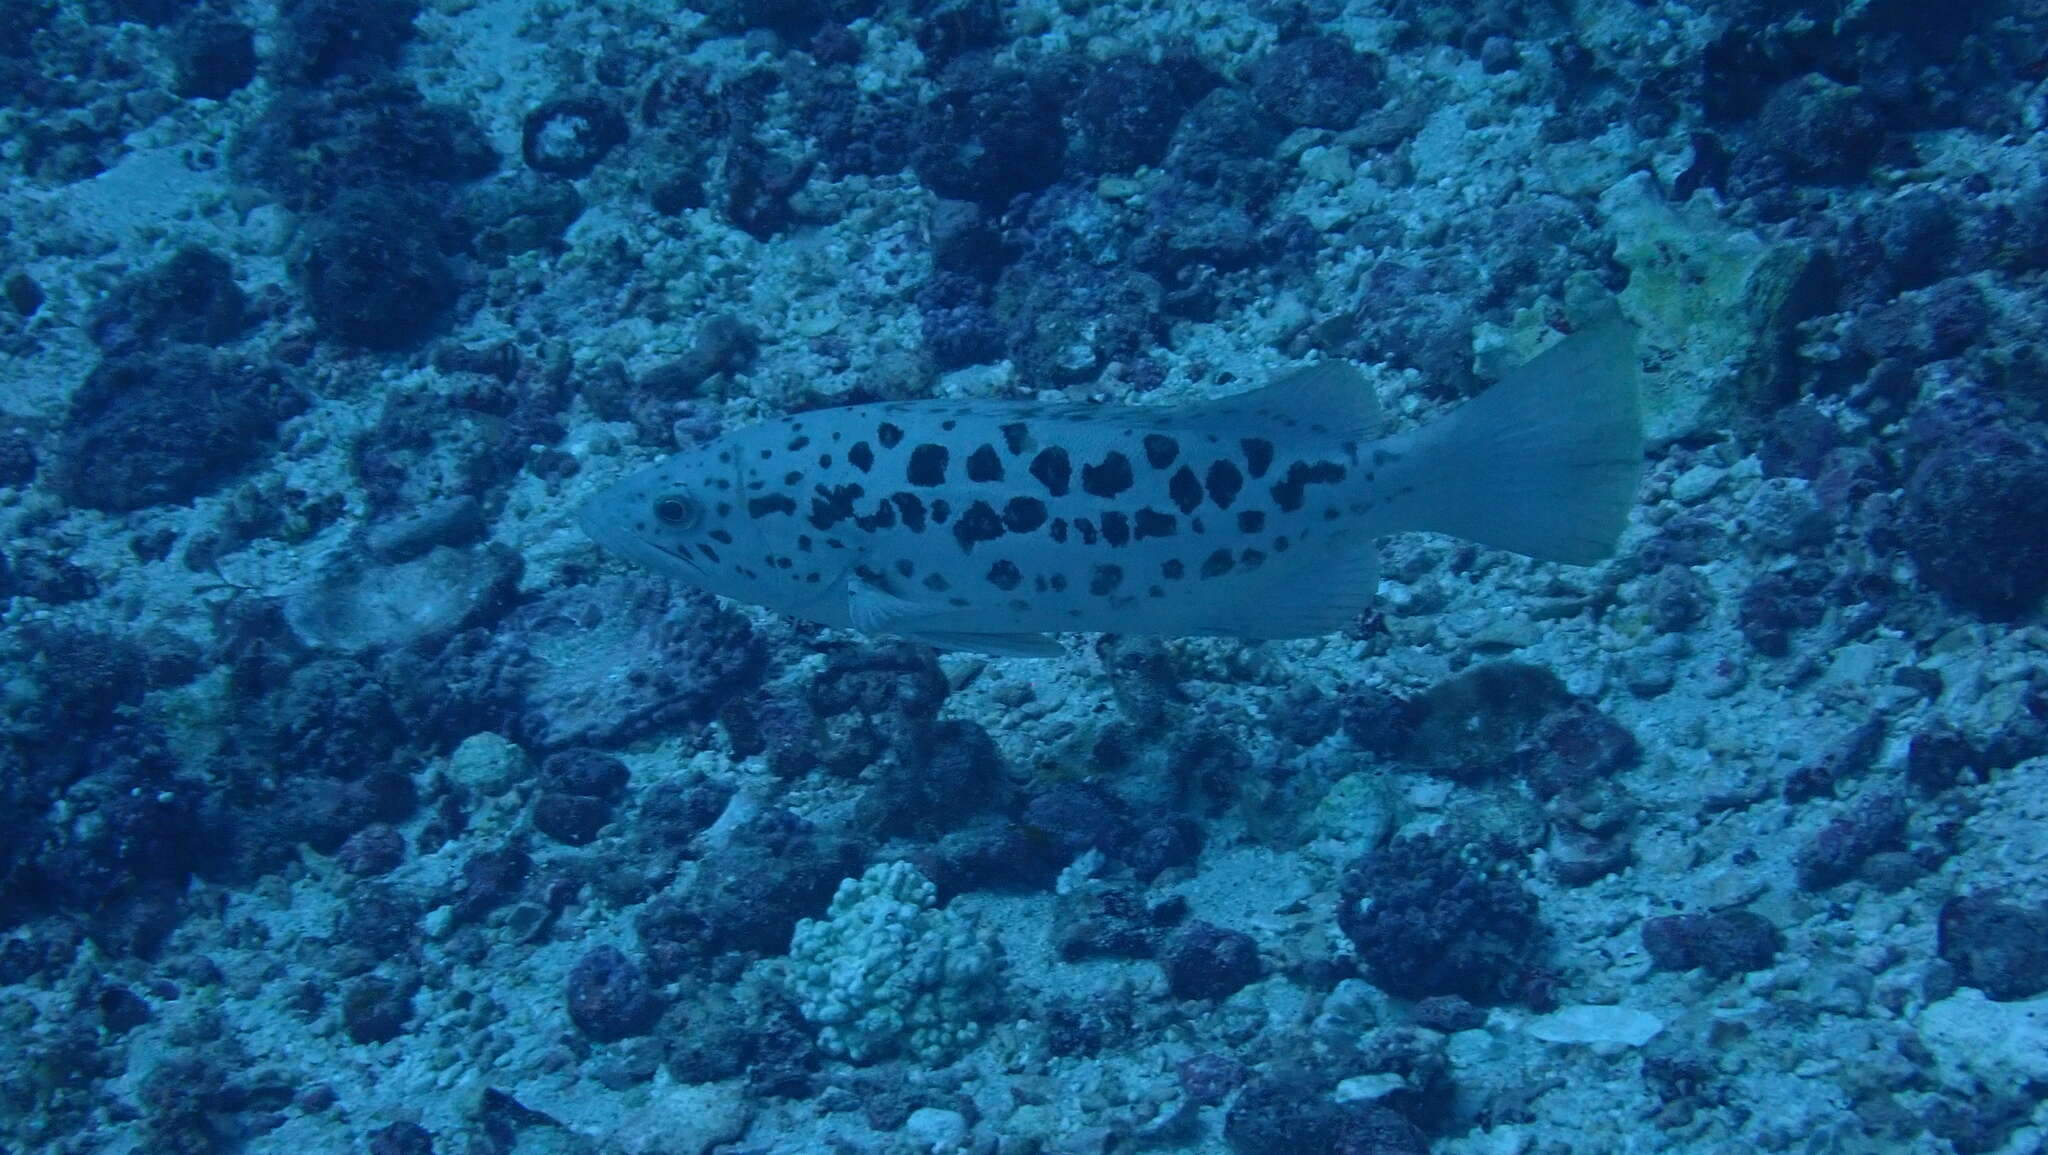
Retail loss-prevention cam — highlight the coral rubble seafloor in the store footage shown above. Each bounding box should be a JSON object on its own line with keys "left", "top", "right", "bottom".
{"left": 1, "top": 0, "right": 2047, "bottom": 1152}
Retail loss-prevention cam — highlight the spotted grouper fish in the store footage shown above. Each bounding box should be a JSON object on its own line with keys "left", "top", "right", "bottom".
{"left": 580, "top": 318, "right": 1643, "bottom": 657}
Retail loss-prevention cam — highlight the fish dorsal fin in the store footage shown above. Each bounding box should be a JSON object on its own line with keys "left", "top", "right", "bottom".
{"left": 1187, "top": 360, "right": 1385, "bottom": 438}
{"left": 1193, "top": 530, "right": 1382, "bottom": 640}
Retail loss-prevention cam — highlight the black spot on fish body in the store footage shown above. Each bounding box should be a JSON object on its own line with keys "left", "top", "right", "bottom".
{"left": 1270, "top": 461, "right": 1346, "bottom": 513}
{"left": 1049, "top": 574, "right": 1068, "bottom": 592}
{"left": 953, "top": 500, "right": 1004, "bottom": 552}
{"left": 1030, "top": 448, "right": 1071, "bottom": 496}
{"left": 877, "top": 422, "right": 905, "bottom": 449}
{"left": 698, "top": 544, "right": 720, "bottom": 563}
{"left": 931, "top": 499, "right": 951, "bottom": 523}
{"left": 1049, "top": 518, "right": 1069, "bottom": 543}
{"left": 1090, "top": 565, "right": 1123, "bottom": 595}
{"left": 1241, "top": 549, "right": 1267, "bottom": 570}
{"left": 896, "top": 559, "right": 916, "bottom": 578}
{"left": 796, "top": 534, "right": 811, "bottom": 550}
{"left": 759, "top": 448, "right": 774, "bottom": 460}
{"left": 1000, "top": 422, "right": 1030, "bottom": 454}
{"left": 950, "top": 597, "right": 971, "bottom": 607}
{"left": 1169, "top": 466, "right": 1203, "bottom": 514}
{"left": 1003, "top": 496, "right": 1048, "bottom": 533}
{"left": 709, "top": 529, "right": 735, "bottom": 544}
{"left": 1205, "top": 461, "right": 1243, "bottom": 508}
{"left": 923, "top": 573, "right": 950, "bottom": 591}
{"left": 818, "top": 454, "right": 833, "bottom": 468}
{"left": 1081, "top": 451, "right": 1134, "bottom": 498}
{"left": 942, "top": 419, "right": 958, "bottom": 431}
{"left": 788, "top": 435, "right": 810, "bottom": 451}
{"left": 1241, "top": 438, "right": 1275, "bottom": 479}
{"left": 890, "top": 492, "right": 927, "bottom": 531}
{"left": 808, "top": 482, "right": 864, "bottom": 530}
{"left": 1162, "top": 558, "right": 1185, "bottom": 580}
{"left": 1143, "top": 434, "right": 1179, "bottom": 469}
{"left": 848, "top": 442, "right": 875, "bottom": 472}
{"left": 908, "top": 444, "right": 949, "bottom": 486}
{"left": 1200, "top": 549, "right": 1235, "bottom": 578}
{"left": 1274, "top": 535, "right": 1290, "bottom": 552}
{"left": 1100, "top": 511, "right": 1130, "bottom": 546}
{"left": 967, "top": 445, "right": 1003, "bottom": 482}
{"left": 715, "top": 502, "right": 732, "bottom": 517}
{"left": 748, "top": 494, "right": 796, "bottom": 517}
{"left": 987, "top": 560, "right": 1022, "bottom": 590}
{"left": 782, "top": 470, "right": 803, "bottom": 486}
{"left": 853, "top": 500, "right": 898, "bottom": 532}
{"left": 1236, "top": 510, "right": 1265, "bottom": 533}
{"left": 1133, "top": 508, "right": 1176, "bottom": 539}
{"left": 1075, "top": 518, "right": 1099, "bottom": 546}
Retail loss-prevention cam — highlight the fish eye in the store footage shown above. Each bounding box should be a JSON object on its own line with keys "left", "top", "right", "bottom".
{"left": 652, "top": 493, "right": 700, "bottom": 529}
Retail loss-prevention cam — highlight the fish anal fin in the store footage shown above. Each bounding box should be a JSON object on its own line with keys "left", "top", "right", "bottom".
{"left": 1195, "top": 532, "right": 1381, "bottom": 640}
{"left": 906, "top": 631, "right": 1065, "bottom": 658}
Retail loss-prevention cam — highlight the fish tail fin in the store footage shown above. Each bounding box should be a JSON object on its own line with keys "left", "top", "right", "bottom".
{"left": 1385, "top": 317, "right": 1644, "bottom": 565}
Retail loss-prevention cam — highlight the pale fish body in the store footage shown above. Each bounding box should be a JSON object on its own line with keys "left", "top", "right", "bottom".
{"left": 579, "top": 319, "right": 1643, "bottom": 657}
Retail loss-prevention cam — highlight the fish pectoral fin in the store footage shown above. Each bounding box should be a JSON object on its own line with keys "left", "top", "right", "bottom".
{"left": 846, "top": 575, "right": 928, "bottom": 635}
{"left": 905, "top": 630, "right": 1066, "bottom": 659}
{"left": 846, "top": 579, "right": 1064, "bottom": 657}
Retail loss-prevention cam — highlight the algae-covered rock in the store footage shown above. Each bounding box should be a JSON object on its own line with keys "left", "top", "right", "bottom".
{"left": 1599, "top": 173, "right": 1830, "bottom": 444}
